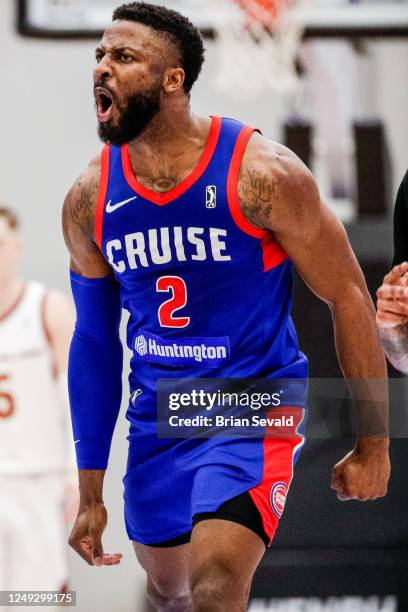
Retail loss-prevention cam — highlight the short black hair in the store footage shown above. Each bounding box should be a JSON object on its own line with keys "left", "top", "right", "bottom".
{"left": 112, "top": 2, "right": 205, "bottom": 94}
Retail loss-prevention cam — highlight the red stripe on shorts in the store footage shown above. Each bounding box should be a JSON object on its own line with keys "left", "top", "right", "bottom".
{"left": 248, "top": 406, "right": 305, "bottom": 545}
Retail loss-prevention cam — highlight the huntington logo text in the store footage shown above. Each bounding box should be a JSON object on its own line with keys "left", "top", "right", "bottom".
{"left": 134, "top": 331, "right": 230, "bottom": 368}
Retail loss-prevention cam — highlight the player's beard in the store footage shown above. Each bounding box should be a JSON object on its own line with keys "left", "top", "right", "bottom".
{"left": 98, "top": 88, "right": 161, "bottom": 146}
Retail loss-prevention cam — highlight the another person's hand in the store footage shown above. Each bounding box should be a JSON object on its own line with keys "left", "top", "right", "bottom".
{"left": 68, "top": 502, "right": 122, "bottom": 566}
{"left": 376, "top": 262, "right": 408, "bottom": 329}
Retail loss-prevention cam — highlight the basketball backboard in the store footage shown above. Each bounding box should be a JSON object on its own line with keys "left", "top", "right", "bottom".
{"left": 18, "top": 0, "right": 408, "bottom": 39}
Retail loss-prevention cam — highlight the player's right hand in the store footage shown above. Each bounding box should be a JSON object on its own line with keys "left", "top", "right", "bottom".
{"left": 68, "top": 502, "right": 122, "bottom": 566}
{"left": 376, "top": 262, "right": 408, "bottom": 328}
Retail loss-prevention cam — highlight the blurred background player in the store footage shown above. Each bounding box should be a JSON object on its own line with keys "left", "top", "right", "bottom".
{"left": 0, "top": 207, "right": 78, "bottom": 596}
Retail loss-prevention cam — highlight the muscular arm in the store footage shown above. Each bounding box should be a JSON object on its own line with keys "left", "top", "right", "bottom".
{"left": 239, "top": 134, "right": 388, "bottom": 453}
{"left": 62, "top": 156, "right": 111, "bottom": 278}
{"left": 62, "top": 156, "right": 122, "bottom": 565}
{"left": 238, "top": 135, "right": 385, "bottom": 379}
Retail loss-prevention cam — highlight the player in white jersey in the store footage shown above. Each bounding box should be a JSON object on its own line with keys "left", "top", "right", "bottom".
{"left": 0, "top": 207, "right": 77, "bottom": 594}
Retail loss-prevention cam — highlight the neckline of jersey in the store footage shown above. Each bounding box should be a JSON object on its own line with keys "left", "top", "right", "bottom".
{"left": 0, "top": 284, "right": 26, "bottom": 325}
{"left": 121, "top": 115, "right": 222, "bottom": 206}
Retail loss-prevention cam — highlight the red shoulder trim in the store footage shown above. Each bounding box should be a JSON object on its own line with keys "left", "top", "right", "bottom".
{"left": 227, "top": 125, "right": 289, "bottom": 271}
{"left": 121, "top": 116, "right": 222, "bottom": 206}
{"left": 227, "top": 126, "right": 266, "bottom": 240}
{"left": 261, "top": 233, "right": 289, "bottom": 272}
{"left": 94, "top": 145, "right": 110, "bottom": 249}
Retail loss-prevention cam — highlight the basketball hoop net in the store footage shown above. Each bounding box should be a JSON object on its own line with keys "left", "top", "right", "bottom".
{"left": 212, "top": 0, "right": 304, "bottom": 99}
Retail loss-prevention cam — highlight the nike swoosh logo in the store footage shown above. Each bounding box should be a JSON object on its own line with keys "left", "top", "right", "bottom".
{"left": 131, "top": 389, "right": 143, "bottom": 406}
{"left": 74, "top": 440, "right": 80, "bottom": 444}
{"left": 106, "top": 196, "right": 137, "bottom": 213}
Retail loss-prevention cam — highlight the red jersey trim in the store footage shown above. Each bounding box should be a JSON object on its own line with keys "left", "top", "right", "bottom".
{"left": 0, "top": 284, "right": 26, "bottom": 324}
{"left": 94, "top": 145, "right": 110, "bottom": 249}
{"left": 261, "top": 234, "right": 290, "bottom": 272}
{"left": 121, "top": 116, "right": 222, "bottom": 206}
{"left": 227, "top": 125, "right": 266, "bottom": 240}
{"left": 227, "top": 125, "right": 289, "bottom": 271}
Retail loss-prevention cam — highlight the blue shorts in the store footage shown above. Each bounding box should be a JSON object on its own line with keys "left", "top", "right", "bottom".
{"left": 123, "top": 393, "right": 306, "bottom": 547}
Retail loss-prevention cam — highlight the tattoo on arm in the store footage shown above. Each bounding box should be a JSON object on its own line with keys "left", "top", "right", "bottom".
{"left": 238, "top": 166, "right": 281, "bottom": 229}
{"left": 63, "top": 175, "right": 99, "bottom": 250}
{"left": 70, "top": 177, "right": 99, "bottom": 232}
{"left": 70, "top": 178, "right": 97, "bottom": 223}
{"left": 62, "top": 159, "right": 111, "bottom": 277}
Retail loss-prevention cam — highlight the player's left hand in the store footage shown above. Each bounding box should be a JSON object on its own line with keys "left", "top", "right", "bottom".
{"left": 330, "top": 444, "right": 390, "bottom": 501}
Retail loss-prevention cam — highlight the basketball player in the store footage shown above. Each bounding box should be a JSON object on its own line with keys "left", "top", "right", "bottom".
{"left": 64, "top": 4, "right": 390, "bottom": 610}
{"left": 0, "top": 207, "right": 78, "bottom": 594}
{"left": 377, "top": 171, "right": 408, "bottom": 370}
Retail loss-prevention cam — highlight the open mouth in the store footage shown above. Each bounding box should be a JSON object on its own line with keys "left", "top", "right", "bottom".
{"left": 94, "top": 87, "right": 115, "bottom": 123}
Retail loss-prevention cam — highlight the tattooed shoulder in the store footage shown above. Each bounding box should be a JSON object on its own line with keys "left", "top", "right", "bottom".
{"left": 63, "top": 161, "right": 100, "bottom": 243}
{"left": 237, "top": 134, "right": 319, "bottom": 232}
{"left": 237, "top": 162, "right": 281, "bottom": 230}
{"left": 69, "top": 175, "right": 99, "bottom": 226}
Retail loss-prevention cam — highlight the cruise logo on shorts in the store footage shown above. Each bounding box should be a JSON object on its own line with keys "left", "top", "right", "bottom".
{"left": 270, "top": 482, "right": 287, "bottom": 518}
{"left": 134, "top": 330, "right": 230, "bottom": 367}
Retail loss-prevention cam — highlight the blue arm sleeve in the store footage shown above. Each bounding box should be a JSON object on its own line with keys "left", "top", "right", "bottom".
{"left": 68, "top": 271, "right": 123, "bottom": 469}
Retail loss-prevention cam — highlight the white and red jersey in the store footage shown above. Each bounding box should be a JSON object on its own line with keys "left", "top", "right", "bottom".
{"left": 0, "top": 281, "right": 66, "bottom": 474}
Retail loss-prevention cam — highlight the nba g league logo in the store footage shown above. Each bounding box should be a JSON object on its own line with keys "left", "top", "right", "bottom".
{"left": 206, "top": 185, "right": 216, "bottom": 208}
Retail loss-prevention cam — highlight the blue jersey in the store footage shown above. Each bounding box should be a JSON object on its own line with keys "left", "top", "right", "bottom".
{"left": 93, "top": 115, "right": 308, "bottom": 546}
{"left": 95, "top": 116, "right": 307, "bottom": 393}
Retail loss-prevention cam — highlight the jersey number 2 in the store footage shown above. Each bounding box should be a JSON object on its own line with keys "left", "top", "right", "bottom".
{"left": 156, "top": 276, "right": 190, "bottom": 328}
